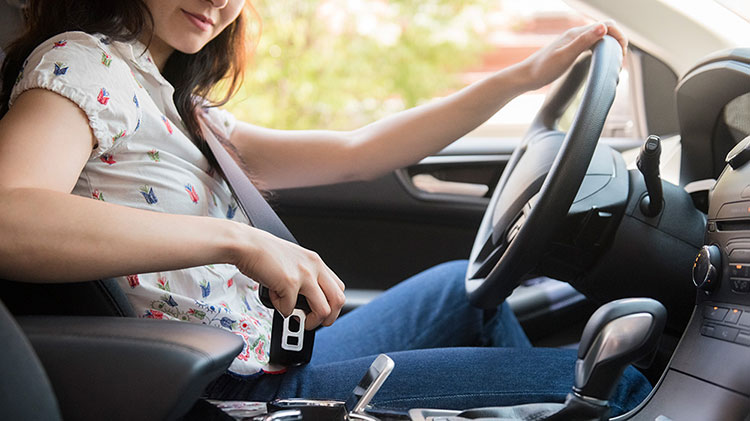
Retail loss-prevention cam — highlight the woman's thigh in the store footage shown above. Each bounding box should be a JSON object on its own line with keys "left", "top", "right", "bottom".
{"left": 209, "top": 348, "right": 651, "bottom": 417}
{"left": 311, "top": 260, "right": 530, "bottom": 364}
{"left": 206, "top": 262, "right": 650, "bottom": 415}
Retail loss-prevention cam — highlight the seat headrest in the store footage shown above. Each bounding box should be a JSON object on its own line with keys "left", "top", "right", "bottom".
{"left": 0, "top": 0, "right": 25, "bottom": 51}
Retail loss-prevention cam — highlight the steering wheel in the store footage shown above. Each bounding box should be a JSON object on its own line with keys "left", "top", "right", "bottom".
{"left": 466, "top": 36, "right": 623, "bottom": 308}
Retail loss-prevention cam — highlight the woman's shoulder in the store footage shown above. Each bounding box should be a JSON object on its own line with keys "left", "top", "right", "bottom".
{"left": 200, "top": 103, "right": 238, "bottom": 140}
{"left": 11, "top": 30, "right": 143, "bottom": 159}
{"left": 15, "top": 30, "right": 136, "bottom": 89}
{"left": 25, "top": 31, "right": 115, "bottom": 62}
{"left": 11, "top": 30, "right": 139, "bottom": 104}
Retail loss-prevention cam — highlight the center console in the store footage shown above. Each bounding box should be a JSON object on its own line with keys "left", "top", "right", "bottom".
{"left": 612, "top": 138, "right": 750, "bottom": 420}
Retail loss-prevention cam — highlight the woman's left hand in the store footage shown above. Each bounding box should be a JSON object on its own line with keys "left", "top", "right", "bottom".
{"left": 518, "top": 21, "right": 628, "bottom": 92}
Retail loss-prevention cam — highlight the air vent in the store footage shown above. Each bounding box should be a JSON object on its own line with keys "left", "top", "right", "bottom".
{"left": 716, "top": 220, "right": 750, "bottom": 231}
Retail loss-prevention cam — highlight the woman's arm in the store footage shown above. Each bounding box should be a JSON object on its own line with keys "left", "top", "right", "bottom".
{"left": 231, "top": 22, "right": 627, "bottom": 190}
{"left": 0, "top": 89, "right": 344, "bottom": 327}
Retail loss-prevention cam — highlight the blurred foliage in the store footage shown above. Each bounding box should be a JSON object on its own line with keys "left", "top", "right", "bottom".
{"left": 224, "top": 0, "right": 496, "bottom": 130}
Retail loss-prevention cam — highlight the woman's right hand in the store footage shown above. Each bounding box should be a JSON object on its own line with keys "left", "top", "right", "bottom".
{"left": 516, "top": 21, "right": 628, "bottom": 92}
{"left": 231, "top": 226, "right": 346, "bottom": 330}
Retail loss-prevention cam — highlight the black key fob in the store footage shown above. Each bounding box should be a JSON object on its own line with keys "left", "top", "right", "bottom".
{"left": 259, "top": 286, "right": 315, "bottom": 366}
{"left": 266, "top": 399, "right": 347, "bottom": 421}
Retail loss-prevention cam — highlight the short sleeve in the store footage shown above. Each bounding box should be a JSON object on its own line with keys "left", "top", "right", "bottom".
{"left": 9, "top": 31, "right": 142, "bottom": 158}
{"left": 202, "top": 105, "right": 237, "bottom": 140}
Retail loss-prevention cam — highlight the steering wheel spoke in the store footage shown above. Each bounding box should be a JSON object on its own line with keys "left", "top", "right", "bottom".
{"left": 468, "top": 233, "right": 507, "bottom": 280}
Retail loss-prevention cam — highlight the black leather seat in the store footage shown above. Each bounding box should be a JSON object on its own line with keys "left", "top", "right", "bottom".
{"left": 0, "top": 294, "right": 244, "bottom": 421}
{"left": 0, "top": 278, "right": 135, "bottom": 317}
{"left": 0, "top": 299, "right": 62, "bottom": 421}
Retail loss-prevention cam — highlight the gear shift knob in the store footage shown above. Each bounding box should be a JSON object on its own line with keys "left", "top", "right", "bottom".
{"left": 574, "top": 298, "right": 666, "bottom": 402}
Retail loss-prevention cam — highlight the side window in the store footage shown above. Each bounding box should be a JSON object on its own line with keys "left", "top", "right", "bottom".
{"left": 557, "top": 55, "right": 638, "bottom": 138}
{"left": 462, "top": 4, "right": 638, "bottom": 140}
{"left": 227, "top": 0, "right": 641, "bottom": 141}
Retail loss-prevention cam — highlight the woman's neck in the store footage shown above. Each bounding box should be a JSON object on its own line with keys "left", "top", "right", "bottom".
{"left": 140, "top": 35, "right": 174, "bottom": 72}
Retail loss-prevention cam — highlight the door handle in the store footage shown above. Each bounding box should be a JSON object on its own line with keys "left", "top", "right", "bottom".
{"left": 411, "top": 174, "right": 489, "bottom": 197}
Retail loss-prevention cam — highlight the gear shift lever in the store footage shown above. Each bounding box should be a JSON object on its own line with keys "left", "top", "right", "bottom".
{"left": 418, "top": 298, "right": 667, "bottom": 421}
{"left": 573, "top": 298, "right": 666, "bottom": 403}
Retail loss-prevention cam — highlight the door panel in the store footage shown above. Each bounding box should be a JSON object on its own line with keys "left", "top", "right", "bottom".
{"left": 275, "top": 138, "right": 516, "bottom": 288}
{"left": 275, "top": 169, "right": 500, "bottom": 290}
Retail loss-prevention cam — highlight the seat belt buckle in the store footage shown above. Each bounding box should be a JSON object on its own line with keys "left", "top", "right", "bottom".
{"left": 260, "top": 286, "right": 315, "bottom": 366}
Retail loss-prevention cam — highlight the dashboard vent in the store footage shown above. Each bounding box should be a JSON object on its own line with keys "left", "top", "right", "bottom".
{"left": 716, "top": 220, "right": 750, "bottom": 231}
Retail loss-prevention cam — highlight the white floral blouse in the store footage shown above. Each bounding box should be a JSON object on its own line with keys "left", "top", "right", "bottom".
{"left": 10, "top": 31, "right": 276, "bottom": 376}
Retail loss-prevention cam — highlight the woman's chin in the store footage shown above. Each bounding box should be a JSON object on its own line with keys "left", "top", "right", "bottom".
{"left": 176, "top": 44, "right": 206, "bottom": 55}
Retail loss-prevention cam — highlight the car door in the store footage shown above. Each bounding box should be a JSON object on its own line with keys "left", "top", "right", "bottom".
{"left": 274, "top": 136, "right": 514, "bottom": 294}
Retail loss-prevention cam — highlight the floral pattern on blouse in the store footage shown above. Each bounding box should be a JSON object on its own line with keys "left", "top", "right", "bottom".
{"left": 9, "top": 31, "right": 273, "bottom": 376}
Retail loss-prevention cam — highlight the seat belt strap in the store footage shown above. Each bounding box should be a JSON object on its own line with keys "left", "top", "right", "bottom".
{"left": 198, "top": 113, "right": 315, "bottom": 366}
{"left": 198, "top": 112, "right": 298, "bottom": 245}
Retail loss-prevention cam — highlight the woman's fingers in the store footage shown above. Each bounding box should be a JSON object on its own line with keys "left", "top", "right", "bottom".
{"left": 236, "top": 228, "right": 346, "bottom": 330}
{"left": 561, "top": 21, "right": 628, "bottom": 60}
{"left": 299, "top": 271, "right": 332, "bottom": 329}
{"left": 602, "top": 20, "right": 628, "bottom": 56}
{"left": 563, "top": 22, "right": 604, "bottom": 42}
{"left": 319, "top": 267, "right": 346, "bottom": 326}
{"left": 331, "top": 265, "right": 346, "bottom": 292}
{"left": 269, "top": 288, "right": 296, "bottom": 319}
{"left": 568, "top": 21, "right": 628, "bottom": 56}
{"left": 267, "top": 267, "right": 344, "bottom": 330}
{"left": 299, "top": 264, "right": 345, "bottom": 329}
{"left": 562, "top": 23, "right": 606, "bottom": 58}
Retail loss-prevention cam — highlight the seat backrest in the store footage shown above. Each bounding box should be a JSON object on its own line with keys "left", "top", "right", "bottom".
{"left": 0, "top": 279, "right": 137, "bottom": 317}
{"left": 0, "top": 299, "right": 62, "bottom": 421}
{"left": 0, "top": 1, "right": 135, "bottom": 319}
{"left": 0, "top": 0, "right": 25, "bottom": 53}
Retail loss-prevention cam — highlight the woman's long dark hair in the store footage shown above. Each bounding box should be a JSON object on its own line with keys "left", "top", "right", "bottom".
{"left": 0, "top": 0, "right": 255, "bottom": 162}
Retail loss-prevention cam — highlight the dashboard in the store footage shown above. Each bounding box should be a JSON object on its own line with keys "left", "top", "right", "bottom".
{"left": 622, "top": 48, "right": 750, "bottom": 421}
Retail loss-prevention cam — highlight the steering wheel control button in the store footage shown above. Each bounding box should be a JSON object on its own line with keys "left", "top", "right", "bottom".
{"left": 725, "top": 309, "right": 742, "bottom": 324}
{"left": 701, "top": 323, "right": 741, "bottom": 342}
{"left": 736, "top": 332, "right": 750, "bottom": 346}
{"left": 731, "top": 278, "right": 750, "bottom": 294}
{"left": 725, "top": 135, "right": 750, "bottom": 170}
{"left": 701, "top": 323, "right": 716, "bottom": 337}
{"left": 714, "top": 325, "right": 740, "bottom": 342}
{"left": 739, "top": 312, "right": 750, "bottom": 327}
{"left": 728, "top": 264, "right": 749, "bottom": 278}
{"left": 717, "top": 201, "right": 750, "bottom": 220}
{"left": 506, "top": 213, "right": 527, "bottom": 244}
{"left": 703, "top": 305, "right": 729, "bottom": 321}
{"left": 693, "top": 245, "right": 722, "bottom": 292}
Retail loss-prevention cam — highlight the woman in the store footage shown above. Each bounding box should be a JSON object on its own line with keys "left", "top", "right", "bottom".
{"left": 0, "top": 0, "right": 648, "bottom": 414}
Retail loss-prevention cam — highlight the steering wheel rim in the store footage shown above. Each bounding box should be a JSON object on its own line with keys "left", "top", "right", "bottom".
{"left": 466, "top": 36, "right": 624, "bottom": 308}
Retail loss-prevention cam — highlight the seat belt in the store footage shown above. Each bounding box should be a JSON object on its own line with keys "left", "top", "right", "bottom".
{"left": 198, "top": 113, "right": 297, "bottom": 245}
{"left": 198, "top": 113, "right": 315, "bottom": 366}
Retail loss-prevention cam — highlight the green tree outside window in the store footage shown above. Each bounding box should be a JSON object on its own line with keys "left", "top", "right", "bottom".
{"left": 226, "top": 0, "right": 496, "bottom": 131}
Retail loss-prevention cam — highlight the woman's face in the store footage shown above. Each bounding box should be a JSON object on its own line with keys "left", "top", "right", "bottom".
{"left": 143, "top": 0, "right": 245, "bottom": 63}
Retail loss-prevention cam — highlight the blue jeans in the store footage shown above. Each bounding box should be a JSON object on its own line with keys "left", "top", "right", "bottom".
{"left": 205, "top": 261, "right": 651, "bottom": 416}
